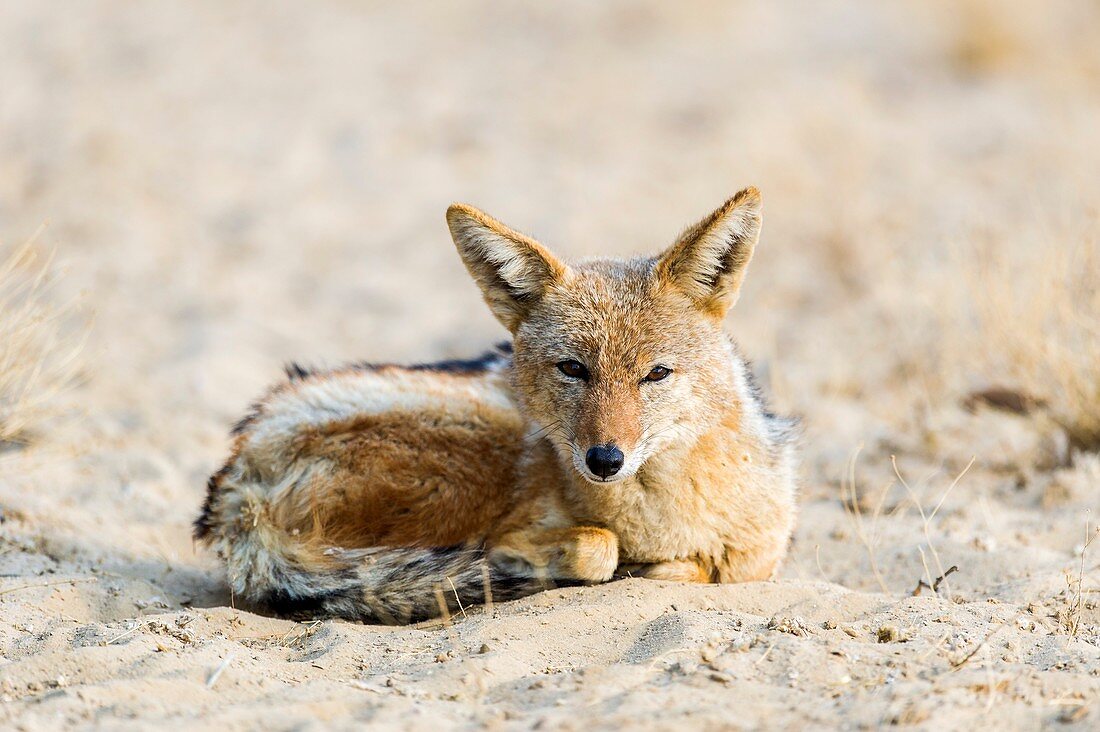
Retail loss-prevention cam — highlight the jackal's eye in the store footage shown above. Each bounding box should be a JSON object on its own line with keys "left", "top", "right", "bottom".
{"left": 556, "top": 360, "right": 589, "bottom": 381}
{"left": 643, "top": 365, "right": 672, "bottom": 383}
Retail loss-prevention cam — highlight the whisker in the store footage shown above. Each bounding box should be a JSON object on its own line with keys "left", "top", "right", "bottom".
{"left": 525, "top": 420, "right": 563, "bottom": 443}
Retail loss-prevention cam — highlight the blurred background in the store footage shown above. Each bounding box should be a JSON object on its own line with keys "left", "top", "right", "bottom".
{"left": 1, "top": 2, "right": 1099, "bottom": 726}
{"left": 1, "top": 0, "right": 1098, "bottom": 603}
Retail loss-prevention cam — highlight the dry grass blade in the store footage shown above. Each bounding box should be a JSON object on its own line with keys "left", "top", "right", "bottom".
{"left": 1064, "top": 518, "right": 1098, "bottom": 636}
{"left": 0, "top": 577, "right": 97, "bottom": 597}
{"left": 480, "top": 562, "right": 494, "bottom": 615}
{"left": 894, "top": 455, "right": 974, "bottom": 598}
{"left": 206, "top": 653, "right": 236, "bottom": 689}
{"left": 0, "top": 230, "right": 86, "bottom": 443}
{"left": 433, "top": 583, "right": 458, "bottom": 644}
{"left": 840, "top": 444, "right": 891, "bottom": 594}
{"left": 277, "top": 619, "right": 323, "bottom": 648}
{"left": 446, "top": 576, "right": 468, "bottom": 619}
{"left": 951, "top": 622, "right": 1009, "bottom": 670}
{"left": 106, "top": 620, "right": 149, "bottom": 645}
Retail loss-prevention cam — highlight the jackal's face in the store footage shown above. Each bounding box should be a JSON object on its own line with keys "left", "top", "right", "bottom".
{"left": 448, "top": 189, "right": 762, "bottom": 484}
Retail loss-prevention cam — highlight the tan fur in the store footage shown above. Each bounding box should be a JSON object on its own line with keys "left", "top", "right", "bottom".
{"left": 196, "top": 187, "right": 798, "bottom": 623}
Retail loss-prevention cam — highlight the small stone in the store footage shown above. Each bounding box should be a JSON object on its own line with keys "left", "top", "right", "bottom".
{"left": 478, "top": 643, "right": 491, "bottom": 654}
{"left": 767, "top": 616, "right": 810, "bottom": 637}
{"left": 877, "top": 625, "right": 900, "bottom": 643}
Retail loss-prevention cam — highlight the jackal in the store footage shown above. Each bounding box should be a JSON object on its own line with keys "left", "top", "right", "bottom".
{"left": 195, "top": 187, "right": 798, "bottom": 622}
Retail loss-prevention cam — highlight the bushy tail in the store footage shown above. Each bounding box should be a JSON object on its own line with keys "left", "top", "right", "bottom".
{"left": 258, "top": 543, "right": 567, "bottom": 624}
{"left": 196, "top": 474, "right": 566, "bottom": 624}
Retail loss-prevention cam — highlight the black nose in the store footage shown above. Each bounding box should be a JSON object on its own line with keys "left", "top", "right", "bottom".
{"left": 585, "top": 445, "right": 624, "bottom": 478}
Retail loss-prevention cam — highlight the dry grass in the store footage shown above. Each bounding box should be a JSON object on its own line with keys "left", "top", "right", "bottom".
{"left": 958, "top": 221, "right": 1100, "bottom": 452}
{"left": 0, "top": 229, "right": 85, "bottom": 444}
{"left": 894, "top": 455, "right": 973, "bottom": 599}
{"left": 840, "top": 445, "right": 891, "bottom": 595}
{"left": 1062, "top": 520, "right": 1098, "bottom": 637}
{"left": 842, "top": 448, "right": 973, "bottom": 599}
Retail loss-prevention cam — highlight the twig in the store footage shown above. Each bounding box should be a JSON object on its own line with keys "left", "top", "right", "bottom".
{"left": 913, "top": 565, "right": 959, "bottom": 597}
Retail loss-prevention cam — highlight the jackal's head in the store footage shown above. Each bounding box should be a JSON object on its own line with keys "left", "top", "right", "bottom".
{"left": 447, "top": 188, "right": 762, "bottom": 484}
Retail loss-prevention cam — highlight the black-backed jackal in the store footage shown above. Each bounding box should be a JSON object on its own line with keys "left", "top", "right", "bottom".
{"left": 195, "top": 187, "right": 798, "bottom": 622}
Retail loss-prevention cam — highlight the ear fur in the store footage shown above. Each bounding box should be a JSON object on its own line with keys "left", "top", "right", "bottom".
{"left": 446, "top": 204, "right": 569, "bottom": 332}
{"left": 655, "top": 187, "right": 762, "bottom": 318}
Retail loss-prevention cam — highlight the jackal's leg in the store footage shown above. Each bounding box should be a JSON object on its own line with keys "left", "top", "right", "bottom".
{"left": 489, "top": 527, "right": 619, "bottom": 583}
{"left": 715, "top": 544, "right": 785, "bottom": 582}
{"left": 628, "top": 557, "right": 713, "bottom": 583}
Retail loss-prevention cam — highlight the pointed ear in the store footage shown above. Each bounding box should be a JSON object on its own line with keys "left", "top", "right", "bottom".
{"left": 655, "top": 187, "right": 762, "bottom": 318}
{"left": 446, "top": 204, "right": 569, "bottom": 332}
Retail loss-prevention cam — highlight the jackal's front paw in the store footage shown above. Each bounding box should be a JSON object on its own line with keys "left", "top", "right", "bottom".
{"left": 561, "top": 527, "right": 619, "bottom": 583}
{"left": 488, "top": 526, "right": 619, "bottom": 584}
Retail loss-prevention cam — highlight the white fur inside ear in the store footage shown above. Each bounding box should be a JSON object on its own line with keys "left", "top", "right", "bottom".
{"left": 681, "top": 204, "right": 758, "bottom": 300}
{"left": 658, "top": 190, "right": 761, "bottom": 313}
{"left": 468, "top": 229, "right": 547, "bottom": 298}
{"left": 679, "top": 227, "right": 730, "bottom": 300}
{"left": 447, "top": 204, "right": 567, "bottom": 330}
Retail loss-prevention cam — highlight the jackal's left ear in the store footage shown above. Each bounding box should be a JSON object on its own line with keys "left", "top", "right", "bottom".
{"left": 655, "top": 187, "right": 762, "bottom": 318}
{"left": 447, "top": 204, "right": 569, "bottom": 332}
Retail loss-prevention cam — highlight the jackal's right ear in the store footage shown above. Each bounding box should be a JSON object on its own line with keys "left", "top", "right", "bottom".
{"left": 446, "top": 204, "right": 569, "bottom": 332}
{"left": 655, "top": 187, "right": 762, "bottom": 319}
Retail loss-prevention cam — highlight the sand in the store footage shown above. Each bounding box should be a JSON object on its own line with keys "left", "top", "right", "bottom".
{"left": 1, "top": 1, "right": 1098, "bottom": 729}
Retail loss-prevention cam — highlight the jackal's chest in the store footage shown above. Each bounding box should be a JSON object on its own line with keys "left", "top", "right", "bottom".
{"left": 570, "top": 474, "right": 742, "bottom": 564}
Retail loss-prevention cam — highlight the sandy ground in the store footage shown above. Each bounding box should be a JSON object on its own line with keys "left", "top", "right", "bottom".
{"left": 1, "top": 1, "right": 1098, "bottom": 729}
